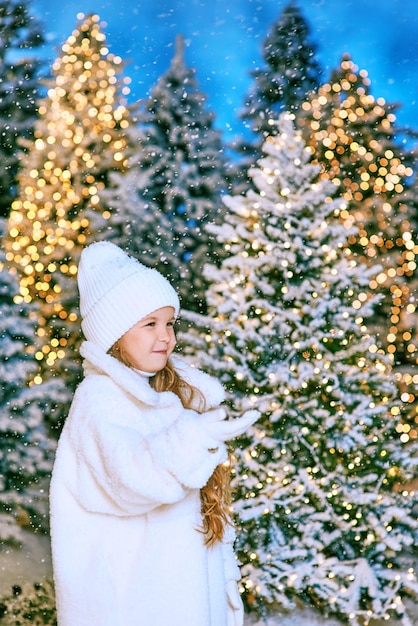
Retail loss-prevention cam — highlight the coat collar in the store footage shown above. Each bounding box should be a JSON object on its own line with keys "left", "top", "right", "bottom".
{"left": 79, "top": 341, "right": 225, "bottom": 410}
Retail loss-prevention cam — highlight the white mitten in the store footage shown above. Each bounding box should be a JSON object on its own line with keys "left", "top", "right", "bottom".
{"left": 202, "top": 408, "right": 260, "bottom": 442}
{"left": 201, "top": 407, "right": 227, "bottom": 423}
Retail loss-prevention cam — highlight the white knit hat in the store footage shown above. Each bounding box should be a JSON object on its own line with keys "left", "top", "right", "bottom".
{"left": 78, "top": 242, "right": 180, "bottom": 352}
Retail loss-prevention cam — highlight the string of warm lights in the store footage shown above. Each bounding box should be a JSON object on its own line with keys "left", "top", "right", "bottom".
{"left": 4, "top": 13, "right": 131, "bottom": 384}
{"left": 295, "top": 54, "right": 418, "bottom": 438}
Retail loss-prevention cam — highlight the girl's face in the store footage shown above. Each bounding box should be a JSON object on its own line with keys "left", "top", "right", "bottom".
{"left": 116, "top": 306, "right": 176, "bottom": 372}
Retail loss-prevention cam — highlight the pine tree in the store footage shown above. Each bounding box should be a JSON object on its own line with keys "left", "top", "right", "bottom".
{"left": 241, "top": 0, "right": 322, "bottom": 141}
{"left": 4, "top": 13, "right": 133, "bottom": 430}
{"left": 0, "top": 0, "right": 45, "bottom": 218}
{"left": 102, "top": 35, "right": 229, "bottom": 314}
{"left": 296, "top": 54, "right": 418, "bottom": 435}
{"left": 0, "top": 221, "right": 61, "bottom": 541}
{"left": 182, "top": 114, "right": 418, "bottom": 625}
{"left": 232, "top": 0, "right": 322, "bottom": 195}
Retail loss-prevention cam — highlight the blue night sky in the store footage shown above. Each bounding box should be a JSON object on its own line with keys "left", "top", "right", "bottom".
{"left": 30, "top": 0, "right": 418, "bottom": 142}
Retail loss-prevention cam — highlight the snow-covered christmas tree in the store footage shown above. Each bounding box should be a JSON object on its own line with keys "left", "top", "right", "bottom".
{"left": 183, "top": 114, "right": 418, "bottom": 625}
{"left": 0, "top": 222, "right": 62, "bottom": 540}
{"left": 233, "top": 0, "right": 322, "bottom": 194}
{"left": 102, "top": 35, "right": 229, "bottom": 313}
{"left": 241, "top": 0, "right": 322, "bottom": 140}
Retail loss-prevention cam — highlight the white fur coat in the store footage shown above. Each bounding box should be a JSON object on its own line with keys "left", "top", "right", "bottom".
{"left": 50, "top": 341, "right": 245, "bottom": 626}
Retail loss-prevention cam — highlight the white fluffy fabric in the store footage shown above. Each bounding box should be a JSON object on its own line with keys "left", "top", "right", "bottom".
{"left": 50, "top": 342, "right": 243, "bottom": 626}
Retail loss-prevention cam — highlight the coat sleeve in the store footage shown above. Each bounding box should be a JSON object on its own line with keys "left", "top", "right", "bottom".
{"left": 65, "top": 378, "right": 229, "bottom": 516}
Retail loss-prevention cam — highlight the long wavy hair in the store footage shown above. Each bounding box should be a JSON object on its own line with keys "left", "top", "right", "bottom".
{"left": 109, "top": 344, "right": 231, "bottom": 546}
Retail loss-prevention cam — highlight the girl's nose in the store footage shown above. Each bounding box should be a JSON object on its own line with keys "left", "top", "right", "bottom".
{"left": 159, "top": 328, "right": 170, "bottom": 342}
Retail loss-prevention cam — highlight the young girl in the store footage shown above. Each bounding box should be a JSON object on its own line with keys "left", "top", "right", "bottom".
{"left": 50, "top": 241, "right": 259, "bottom": 626}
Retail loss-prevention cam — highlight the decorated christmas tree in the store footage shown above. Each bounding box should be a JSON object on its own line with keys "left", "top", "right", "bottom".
{"left": 4, "top": 13, "right": 133, "bottom": 429}
{"left": 0, "top": 222, "right": 62, "bottom": 540}
{"left": 296, "top": 54, "right": 418, "bottom": 435}
{"left": 0, "top": 0, "right": 45, "bottom": 217}
{"left": 183, "top": 114, "right": 418, "bottom": 625}
{"left": 102, "top": 35, "right": 229, "bottom": 313}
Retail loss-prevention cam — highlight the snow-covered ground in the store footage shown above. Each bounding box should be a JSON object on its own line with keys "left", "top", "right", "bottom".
{"left": 0, "top": 530, "right": 416, "bottom": 625}
{"left": 0, "top": 529, "right": 52, "bottom": 595}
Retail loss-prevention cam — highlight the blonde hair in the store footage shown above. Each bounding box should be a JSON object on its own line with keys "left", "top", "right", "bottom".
{"left": 109, "top": 344, "right": 232, "bottom": 546}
